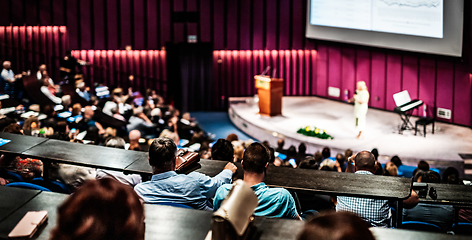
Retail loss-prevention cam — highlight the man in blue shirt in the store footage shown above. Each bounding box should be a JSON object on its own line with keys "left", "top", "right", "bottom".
{"left": 213, "top": 142, "right": 299, "bottom": 219}
{"left": 134, "top": 137, "right": 237, "bottom": 210}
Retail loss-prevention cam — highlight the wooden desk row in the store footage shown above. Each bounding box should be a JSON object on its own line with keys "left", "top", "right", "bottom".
{"left": 1, "top": 132, "right": 472, "bottom": 207}
{"left": 0, "top": 187, "right": 470, "bottom": 240}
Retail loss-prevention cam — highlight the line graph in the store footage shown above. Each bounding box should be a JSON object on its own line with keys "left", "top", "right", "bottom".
{"left": 379, "top": 0, "right": 441, "bottom": 8}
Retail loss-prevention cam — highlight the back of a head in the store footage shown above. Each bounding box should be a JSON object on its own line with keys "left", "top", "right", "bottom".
{"left": 314, "top": 151, "right": 323, "bottom": 163}
{"left": 336, "top": 153, "right": 345, "bottom": 164}
{"left": 298, "top": 212, "right": 375, "bottom": 240}
{"left": 105, "top": 137, "right": 126, "bottom": 149}
{"left": 287, "top": 145, "right": 297, "bottom": 157}
{"left": 298, "top": 143, "right": 307, "bottom": 154}
{"left": 344, "top": 149, "right": 353, "bottom": 159}
{"left": 129, "top": 130, "right": 141, "bottom": 142}
{"left": 390, "top": 156, "right": 402, "bottom": 167}
{"left": 72, "top": 103, "right": 82, "bottom": 116}
{"left": 355, "top": 151, "right": 376, "bottom": 172}
{"left": 421, "top": 170, "right": 441, "bottom": 183}
{"left": 442, "top": 167, "right": 459, "bottom": 184}
{"left": 322, "top": 147, "right": 331, "bottom": 159}
{"left": 226, "top": 133, "right": 239, "bottom": 142}
{"left": 417, "top": 160, "right": 430, "bottom": 171}
{"left": 3, "top": 123, "right": 23, "bottom": 134}
{"left": 371, "top": 148, "right": 379, "bottom": 160}
{"left": 50, "top": 178, "right": 144, "bottom": 240}
{"left": 149, "top": 137, "right": 177, "bottom": 169}
{"left": 211, "top": 139, "right": 234, "bottom": 162}
{"left": 242, "top": 142, "right": 270, "bottom": 174}
{"left": 277, "top": 138, "right": 285, "bottom": 149}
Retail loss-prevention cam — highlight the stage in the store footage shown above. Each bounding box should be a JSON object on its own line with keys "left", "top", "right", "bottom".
{"left": 228, "top": 96, "right": 472, "bottom": 177}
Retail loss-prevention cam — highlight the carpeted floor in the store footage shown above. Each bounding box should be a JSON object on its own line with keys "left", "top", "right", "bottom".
{"left": 190, "top": 111, "right": 256, "bottom": 141}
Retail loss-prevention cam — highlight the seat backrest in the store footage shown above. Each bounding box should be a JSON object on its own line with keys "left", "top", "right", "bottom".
{"left": 401, "top": 221, "right": 443, "bottom": 233}
{"left": 31, "top": 177, "right": 71, "bottom": 194}
{"left": 0, "top": 170, "right": 24, "bottom": 182}
{"left": 6, "top": 182, "right": 51, "bottom": 192}
{"left": 452, "top": 222, "right": 472, "bottom": 235}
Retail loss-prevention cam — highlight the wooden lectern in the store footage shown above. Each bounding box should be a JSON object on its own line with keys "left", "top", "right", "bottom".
{"left": 255, "top": 75, "right": 284, "bottom": 116}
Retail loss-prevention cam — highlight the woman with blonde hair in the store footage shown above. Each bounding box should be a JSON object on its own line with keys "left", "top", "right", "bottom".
{"left": 349, "top": 81, "right": 369, "bottom": 139}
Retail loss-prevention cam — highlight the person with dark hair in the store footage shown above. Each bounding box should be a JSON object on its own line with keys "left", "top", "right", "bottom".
{"left": 50, "top": 178, "right": 144, "bottom": 240}
{"left": 390, "top": 155, "right": 402, "bottom": 168}
{"left": 2, "top": 123, "right": 22, "bottom": 134}
{"left": 299, "top": 156, "right": 320, "bottom": 170}
{"left": 321, "top": 147, "right": 332, "bottom": 160}
{"left": 213, "top": 142, "right": 299, "bottom": 219}
{"left": 371, "top": 148, "right": 379, "bottom": 160}
{"left": 404, "top": 170, "right": 454, "bottom": 231}
{"left": 442, "top": 167, "right": 460, "bottom": 184}
{"left": 418, "top": 160, "right": 430, "bottom": 171}
{"left": 412, "top": 160, "right": 430, "bottom": 178}
{"left": 60, "top": 50, "right": 88, "bottom": 83}
{"left": 336, "top": 151, "right": 418, "bottom": 227}
{"left": 226, "top": 133, "right": 239, "bottom": 142}
{"left": 211, "top": 138, "right": 234, "bottom": 162}
{"left": 276, "top": 138, "right": 287, "bottom": 155}
{"left": 295, "top": 143, "right": 309, "bottom": 165}
{"left": 297, "top": 212, "right": 375, "bottom": 240}
{"left": 134, "top": 137, "right": 237, "bottom": 210}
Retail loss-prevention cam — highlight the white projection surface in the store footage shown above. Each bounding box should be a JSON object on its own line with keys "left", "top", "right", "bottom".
{"left": 310, "top": 0, "right": 443, "bottom": 38}
{"left": 306, "top": 0, "right": 463, "bottom": 57}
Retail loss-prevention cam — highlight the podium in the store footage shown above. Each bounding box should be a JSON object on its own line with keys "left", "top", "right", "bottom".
{"left": 255, "top": 75, "right": 283, "bottom": 116}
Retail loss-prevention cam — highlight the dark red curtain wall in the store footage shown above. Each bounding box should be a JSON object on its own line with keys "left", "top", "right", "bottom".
{"left": 0, "top": 0, "right": 471, "bottom": 127}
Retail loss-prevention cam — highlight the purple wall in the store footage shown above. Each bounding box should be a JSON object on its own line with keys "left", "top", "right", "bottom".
{"left": 0, "top": 0, "right": 471, "bottom": 126}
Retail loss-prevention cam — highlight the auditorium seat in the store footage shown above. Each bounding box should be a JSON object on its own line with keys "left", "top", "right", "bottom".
{"left": 6, "top": 182, "right": 51, "bottom": 192}
{"left": 451, "top": 222, "right": 472, "bottom": 235}
{"left": 401, "top": 221, "right": 443, "bottom": 233}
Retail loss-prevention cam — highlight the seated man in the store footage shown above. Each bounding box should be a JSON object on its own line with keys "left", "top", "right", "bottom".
{"left": 213, "top": 142, "right": 299, "bottom": 219}
{"left": 134, "top": 137, "right": 237, "bottom": 210}
{"left": 336, "top": 151, "right": 419, "bottom": 227}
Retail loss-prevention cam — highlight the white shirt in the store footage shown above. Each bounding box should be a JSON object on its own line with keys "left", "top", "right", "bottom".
{"left": 1, "top": 69, "right": 15, "bottom": 82}
{"left": 41, "top": 86, "right": 62, "bottom": 104}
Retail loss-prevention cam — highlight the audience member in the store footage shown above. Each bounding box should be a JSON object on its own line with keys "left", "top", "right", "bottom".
{"left": 226, "top": 133, "right": 239, "bottom": 143}
{"left": 1, "top": 60, "right": 24, "bottom": 98}
{"left": 371, "top": 148, "right": 379, "bottom": 160}
{"left": 390, "top": 155, "right": 402, "bottom": 168}
{"left": 177, "top": 112, "right": 200, "bottom": 140}
{"left": 134, "top": 137, "right": 237, "bottom": 210}
{"left": 412, "top": 160, "right": 430, "bottom": 177}
{"left": 295, "top": 143, "right": 309, "bottom": 165}
{"left": 211, "top": 138, "right": 234, "bottom": 162}
{"left": 128, "top": 130, "right": 142, "bottom": 151}
{"left": 336, "top": 151, "right": 418, "bottom": 227}
{"left": 276, "top": 138, "right": 287, "bottom": 155}
{"left": 299, "top": 156, "right": 320, "bottom": 170}
{"left": 298, "top": 211, "right": 375, "bottom": 240}
{"left": 384, "top": 162, "right": 398, "bottom": 177}
{"left": 50, "top": 178, "right": 144, "bottom": 240}
{"left": 213, "top": 142, "right": 300, "bottom": 219}
{"left": 23, "top": 116, "right": 40, "bottom": 136}
{"left": 96, "top": 136, "right": 142, "bottom": 187}
{"left": 404, "top": 170, "right": 453, "bottom": 231}
{"left": 442, "top": 167, "right": 460, "bottom": 184}
{"left": 321, "top": 147, "right": 335, "bottom": 161}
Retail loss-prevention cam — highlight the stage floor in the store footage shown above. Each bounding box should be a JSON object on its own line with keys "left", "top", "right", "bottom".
{"left": 229, "top": 96, "right": 472, "bottom": 174}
